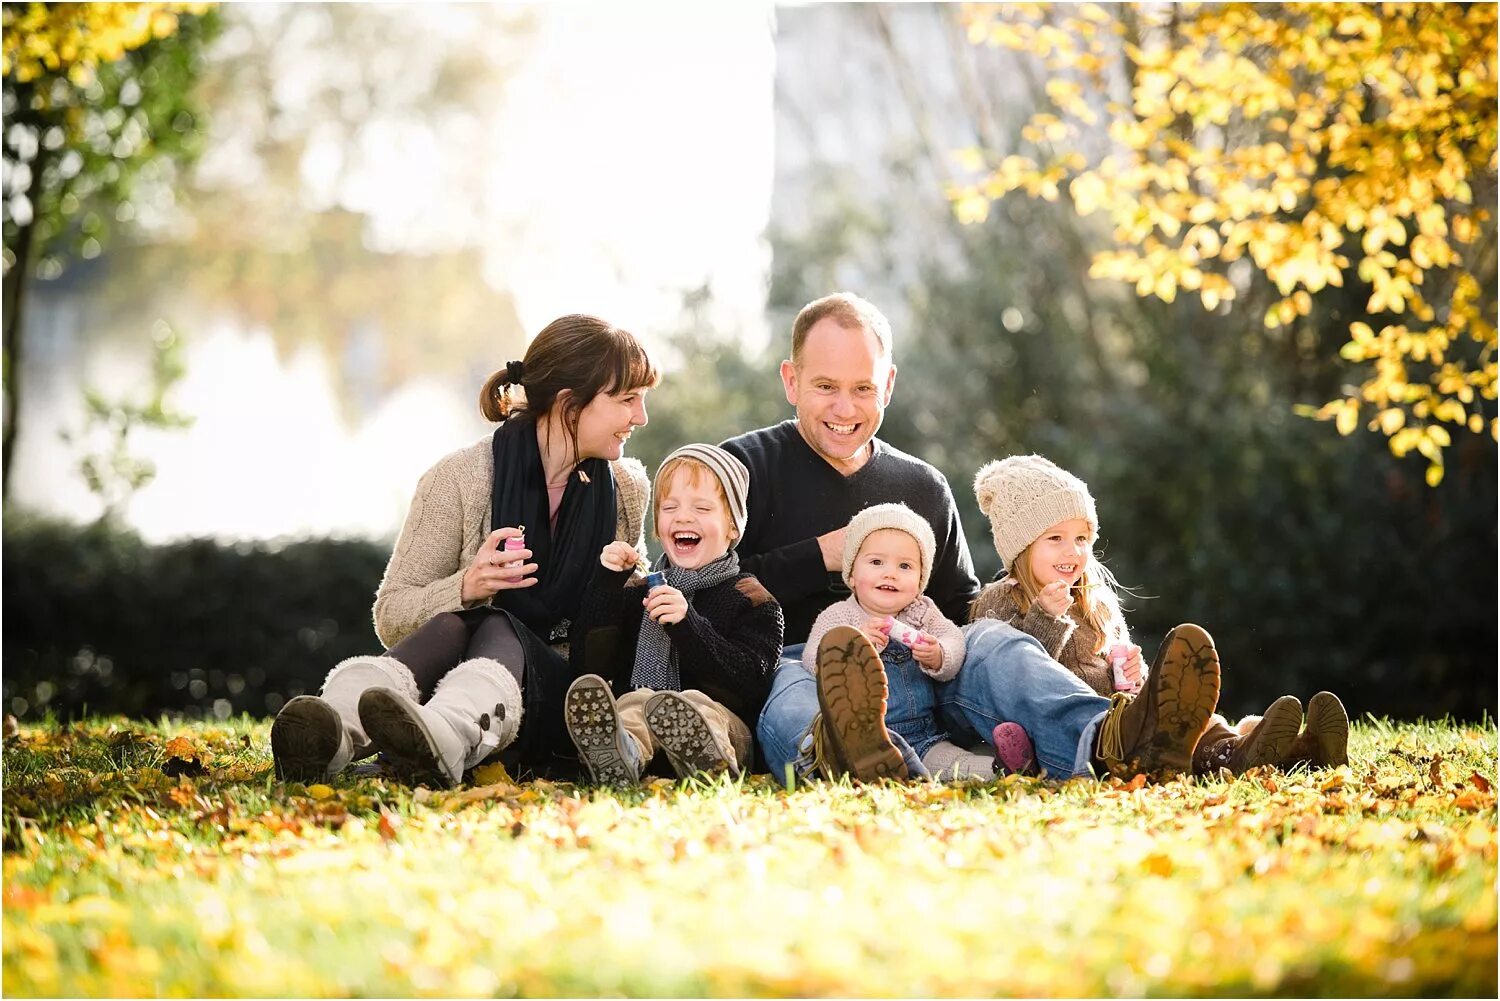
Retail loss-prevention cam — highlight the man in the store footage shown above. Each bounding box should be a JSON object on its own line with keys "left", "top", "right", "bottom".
{"left": 722, "top": 291, "right": 1219, "bottom": 783}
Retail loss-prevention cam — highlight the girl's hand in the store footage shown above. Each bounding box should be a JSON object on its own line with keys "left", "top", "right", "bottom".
{"left": 911, "top": 633, "right": 943, "bottom": 670}
{"left": 1036, "top": 579, "right": 1074, "bottom": 618}
{"left": 1120, "top": 645, "right": 1144, "bottom": 692}
{"left": 600, "top": 540, "right": 642, "bottom": 573}
{"left": 644, "top": 585, "right": 688, "bottom": 625}
{"left": 461, "top": 528, "right": 537, "bottom": 603}
{"left": 861, "top": 616, "right": 890, "bottom": 654}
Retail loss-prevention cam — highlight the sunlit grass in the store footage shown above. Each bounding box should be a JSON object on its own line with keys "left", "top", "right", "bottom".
{"left": 3, "top": 715, "right": 1495, "bottom": 997}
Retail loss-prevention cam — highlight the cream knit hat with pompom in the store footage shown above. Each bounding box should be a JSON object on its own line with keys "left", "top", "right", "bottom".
{"left": 974, "top": 455, "right": 1098, "bottom": 568}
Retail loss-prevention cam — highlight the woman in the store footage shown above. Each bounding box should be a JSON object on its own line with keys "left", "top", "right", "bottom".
{"left": 270, "top": 314, "right": 660, "bottom": 786}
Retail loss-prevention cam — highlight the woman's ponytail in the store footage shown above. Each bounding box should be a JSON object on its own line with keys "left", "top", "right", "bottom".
{"left": 479, "top": 360, "right": 525, "bottom": 423}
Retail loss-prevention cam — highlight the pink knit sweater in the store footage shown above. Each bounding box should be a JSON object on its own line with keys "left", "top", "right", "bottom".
{"left": 803, "top": 595, "right": 965, "bottom": 682}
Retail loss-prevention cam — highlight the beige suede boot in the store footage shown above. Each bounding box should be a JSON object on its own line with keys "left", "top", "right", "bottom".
{"left": 1094, "top": 623, "right": 1220, "bottom": 781}
{"left": 1192, "top": 695, "right": 1302, "bottom": 775}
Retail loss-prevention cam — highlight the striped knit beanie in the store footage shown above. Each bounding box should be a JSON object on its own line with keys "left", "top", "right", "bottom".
{"left": 841, "top": 502, "right": 938, "bottom": 593}
{"left": 974, "top": 455, "right": 1098, "bottom": 568}
{"left": 653, "top": 444, "right": 751, "bottom": 544}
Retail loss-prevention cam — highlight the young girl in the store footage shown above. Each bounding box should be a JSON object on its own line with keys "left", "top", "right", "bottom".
{"left": 563, "top": 444, "right": 784, "bottom": 784}
{"left": 970, "top": 454, "right": 1349, "bottom": 776}
{"left": 802, "top": 503, "right": 1035, "bottom": 780}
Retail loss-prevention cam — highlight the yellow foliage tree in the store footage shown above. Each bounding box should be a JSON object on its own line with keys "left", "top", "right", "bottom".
{"left": 1, "top": 2, "right": 209, "bottom": 84}
{"left": 2, "top": 2, "right": 214, "bottom": 494}
{"left": 949, "top": 2, "right": 1496, "bottom": 486}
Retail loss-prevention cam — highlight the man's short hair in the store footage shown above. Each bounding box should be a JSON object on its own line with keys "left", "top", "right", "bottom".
{"left": 791, "top": 292, "right": 894, "bottom": 363}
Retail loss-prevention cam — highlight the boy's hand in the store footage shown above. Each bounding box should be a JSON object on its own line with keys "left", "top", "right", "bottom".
{"left": 644, "top": 585, "right": 688, "bottom": 625}
{"left": 461, "top": 527, "right": 537, "bottom": 603}
{"left": 1036, "top": 579, "right": 1074, "bottom": 618}
{"left": 600, "top": 540, "right": 643, "bottom": 573}
{"left": 912, "top": 633, "right": 943, "bottom": 670}
{"left": 861, "top": 616, "right": 890, "bottom": 653}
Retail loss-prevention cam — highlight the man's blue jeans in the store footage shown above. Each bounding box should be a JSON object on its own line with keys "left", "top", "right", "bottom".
{"left": 757, "top": 619, "right": 1111, "bottom": 782}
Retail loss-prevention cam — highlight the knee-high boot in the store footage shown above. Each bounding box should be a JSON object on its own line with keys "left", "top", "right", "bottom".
{"left": 271, "top": 655, "right": 417, "bottom": 781}
{"left": 358, "top": 657, "right": 523, "bottom": 788}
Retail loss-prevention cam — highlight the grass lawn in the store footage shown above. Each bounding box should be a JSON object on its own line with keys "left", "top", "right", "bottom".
{"left": 2, "top": 715, "right": 1495, "bottom": 997}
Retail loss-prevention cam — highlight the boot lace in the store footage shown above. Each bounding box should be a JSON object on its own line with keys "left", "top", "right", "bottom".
{"left": 793, "top": 712, "right": 839, "bottom": 779}
{"left": 1095, "top": 692, "right": 1134, "bottom": 765}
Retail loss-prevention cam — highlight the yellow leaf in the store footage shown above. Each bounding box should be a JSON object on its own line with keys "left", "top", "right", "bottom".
{"left": 1335, "top": 405, "right": 1358, "bottom": 436}
{"left": 1425, "top": 464, "right": 1444, "bottom": 487}
{"left": 306, "top": 784, "right": 335, "bottom": 801}
{"left": 471, "top": 762, "right": 514, "bottom": 786}
{"left": 163, "top": 736, "right": 197, "bottom": 761}
{"left": 1140, "top": 851, "right": 1174, "bottom": 876}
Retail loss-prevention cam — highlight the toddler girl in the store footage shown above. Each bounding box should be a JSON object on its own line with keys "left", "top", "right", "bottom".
{"left": 804, "top": 503, "right": 1033, "bottom": 780}
{"left": 564, "top": 444, "right": 784, "bottom": 784}
{"left": 971, "top": 454, "right": 1349, "bottom": 775}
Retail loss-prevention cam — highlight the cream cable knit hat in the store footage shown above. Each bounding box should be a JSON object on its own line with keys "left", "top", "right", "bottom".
{"left": 974, "top": 455, "right": 1098, "bottom": 568}
{"left": 841, "top": 502, "right": 938, "bottom": 593}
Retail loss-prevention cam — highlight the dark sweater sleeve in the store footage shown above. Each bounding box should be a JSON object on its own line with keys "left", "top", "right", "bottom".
{"left": 569, "top": 564, "right": 643, "bottom": 689}
{"left": 666, "top": 585, "right": 785, "bottom": 706}
{"left": 721, "top": 435, "right": 832, "bottom": 605}
{"left": 728, "top": 537, "right": 828, "bottom": 605}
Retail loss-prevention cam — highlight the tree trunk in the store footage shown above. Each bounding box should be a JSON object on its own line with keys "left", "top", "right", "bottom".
{"left": 2, "top": 203, "right": 36, "bottom": 500}
{"left": 3, "top": 79, "right": 44, "bottom": 500}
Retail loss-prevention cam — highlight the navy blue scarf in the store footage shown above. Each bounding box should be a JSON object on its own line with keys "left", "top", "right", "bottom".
{"left": 489, "top": 417, "right": 616, "bottom": 641}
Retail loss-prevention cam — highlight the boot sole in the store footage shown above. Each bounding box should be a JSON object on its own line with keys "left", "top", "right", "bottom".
{"left": 815, "top": 626, "right": 907, "bottom": 781}
{"left": 1306, "top": 691, "right": 1350, "bottom": 767}
{"left": 271, "top": 696, "right": 342, "bottom": 782}
{"left": 564, "top": 677, "right": 639, "bottom": 786}
{"left": 1227, "top": 695, "right": 1303, "bottom": 773}
{"left": 645, "top": 693, "right": 735, "bottom": 780}
{"left": 358, "top": 688, "right": 455, "bottom": 789}
{"left": 1138, "top": 624, "right": 1221, "bottom": 778}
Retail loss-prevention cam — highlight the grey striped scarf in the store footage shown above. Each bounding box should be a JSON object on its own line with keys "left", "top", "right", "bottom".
{"left": 630, "top": 552, "right": 740, "bottom": 690}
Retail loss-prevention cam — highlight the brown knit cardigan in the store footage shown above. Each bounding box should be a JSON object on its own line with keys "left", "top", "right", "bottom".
{"left": 969, "top": 577, "right": 1132, "bottom": 697}
{"left": 372, "top": 435, "right": 650, "bottom": 648}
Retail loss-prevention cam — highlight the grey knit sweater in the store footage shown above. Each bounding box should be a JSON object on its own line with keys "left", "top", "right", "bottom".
{"left": 970, "top": 577, "right": 1132, "bottom": 697}
{"left": 372, "top": 435, "right": 650, "bottom": 648}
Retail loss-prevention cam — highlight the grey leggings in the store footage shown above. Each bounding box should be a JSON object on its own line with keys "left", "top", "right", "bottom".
{"left": 386, "top": 610, "right": 526, "bottom": 700}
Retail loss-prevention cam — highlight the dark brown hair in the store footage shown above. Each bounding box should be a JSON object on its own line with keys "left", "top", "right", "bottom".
{"left": 480, "top": 314, "right": 660, "bottom": 463}
{"left": 790, "top": 291, "right": 893, "bottom": 363}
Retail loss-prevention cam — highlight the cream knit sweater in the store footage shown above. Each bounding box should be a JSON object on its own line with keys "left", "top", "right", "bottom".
{"left": 803, "top": 595, "right": 965, "bottom": 683}
{"left": 372, "top": 435, "right": 650, "bottom": 648}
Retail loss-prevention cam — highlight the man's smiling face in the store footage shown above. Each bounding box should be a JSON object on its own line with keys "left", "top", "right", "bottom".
{"left": 780, "top": 317, "right": 895, "bottom": 476}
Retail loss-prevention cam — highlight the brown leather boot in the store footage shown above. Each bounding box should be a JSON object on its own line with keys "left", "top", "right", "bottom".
{"left": 1095, "top": 623, "right": 1220, "bottom": 780}
{"left": 1282, "top": 691, "right": 1349, "bottom": 768}
{"left": 813, "top": 626, "right": 908, "bottom": 781}
{"left": 1193, "top": 695, "right": 1303, "bottom": 775}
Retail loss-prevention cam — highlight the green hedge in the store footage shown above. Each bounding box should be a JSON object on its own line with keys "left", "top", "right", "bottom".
{"left": 3, "top": 514, "right": 388, "bottom": 721}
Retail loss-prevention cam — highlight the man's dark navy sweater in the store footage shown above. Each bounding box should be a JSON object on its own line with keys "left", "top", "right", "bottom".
{"left": 722, "top": 420, "right": 980, "bottom": 645}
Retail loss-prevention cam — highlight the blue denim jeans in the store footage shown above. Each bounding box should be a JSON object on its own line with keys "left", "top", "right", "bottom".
{"left": 757, "top": 620, "right": 1111, "bottom": 782}
{"left": 881, "top": 641, "right": 946, "bottom": 759}
{"left": 935, "top": 618, "right": 1111, "bottom": 778}
{"left": 758, "top": 645, "right": 814, "bottom": 782}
